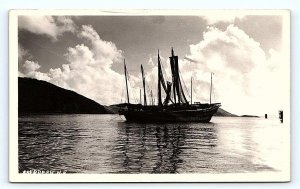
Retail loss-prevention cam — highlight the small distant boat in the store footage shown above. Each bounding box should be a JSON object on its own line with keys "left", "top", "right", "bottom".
{"left": 118, "top": 48, "right": 221, "bottom": 122}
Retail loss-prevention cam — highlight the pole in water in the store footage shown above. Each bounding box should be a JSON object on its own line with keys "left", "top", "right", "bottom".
{"left": 279, "top": 110, "right": 283, "bottom": 123}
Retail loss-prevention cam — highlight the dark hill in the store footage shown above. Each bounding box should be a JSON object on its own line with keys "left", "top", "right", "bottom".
{"left": 18, "top": 77, "right": 109, "bottom": 114}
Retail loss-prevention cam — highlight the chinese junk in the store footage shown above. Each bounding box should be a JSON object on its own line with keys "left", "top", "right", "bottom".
{"left": 118, "top": 48, "right": 221, "bottom": 122}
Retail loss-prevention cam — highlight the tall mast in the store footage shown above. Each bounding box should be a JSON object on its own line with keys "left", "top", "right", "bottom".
{"left": 210, "top": 73, "right": 213, "bottom": 104}
{"left": 157, "top": 50, "right": 162, "bottom": 106}
{"left": 170, "top": 47, "right": 177, "bottom": 104}
{"left": 140, "top": 89, "right": 141, "bottom": 104}
{"left": 141, "top": 64, "right": 147, "bottom": 106}
{"left": 150, "top": 90, "right": 153, "bottom": 105}
{"left": 191, "top": 77, "right": 193, "bottom": 105}
{"left": 124, "top": 59, "right": 130, "bottom": 103}
{"left": 174, "top": 50, "right": 181, "bottom": 103}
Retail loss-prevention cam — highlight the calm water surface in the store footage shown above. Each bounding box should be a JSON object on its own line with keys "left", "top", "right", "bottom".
{"left": 18, "top": 115, "right": 287, "bottom": 174}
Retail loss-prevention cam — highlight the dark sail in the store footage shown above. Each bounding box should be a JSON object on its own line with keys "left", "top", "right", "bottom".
{"left": 169, "top": 48, "right": 188, "bottom": 104}
{"left": 158, "top": 50, "right": 172, "bottom": 106}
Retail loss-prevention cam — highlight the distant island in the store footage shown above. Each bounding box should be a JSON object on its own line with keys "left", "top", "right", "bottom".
{"left": 214, "top": 107, "right": 238, "bottom": 117}
{"left": 240, "top": 115, "right": 260, "bottom": 118}
{"left": 18, "top": 77, "right": 257, "bottom": 117}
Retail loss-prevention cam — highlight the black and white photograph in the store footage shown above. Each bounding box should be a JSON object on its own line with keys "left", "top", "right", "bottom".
{"left": 9, "top": 10, "right": 290, "bottom": 182}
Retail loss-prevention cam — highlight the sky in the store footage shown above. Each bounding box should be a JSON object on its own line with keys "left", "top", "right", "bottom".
{"left": 17, "top": 12, "right": 288, "bottom": 116}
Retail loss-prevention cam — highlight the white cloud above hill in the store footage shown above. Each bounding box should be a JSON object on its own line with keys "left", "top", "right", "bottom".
{"left": 19, "top": 16, "right": 76, "bottom": 41}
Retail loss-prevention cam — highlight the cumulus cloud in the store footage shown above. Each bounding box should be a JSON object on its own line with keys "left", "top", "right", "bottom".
{"left": 18, "top": 16, "right": 76, "bottom": 41}
{"left": 21, "top": 60, "right": 50, "bottom": 81}
{"left": 202, "top": 14, "right": 246, "bottom": 25}
{"left": 141, "top": 24, "right": 286, "bottom": 115}
{"left": 180, "top": 24, "right": 285, "bottom": 115}
{"left": 22, "top": 60, "right": 40, "bottom": 73}
{"left": 19, "top": 25, "right": 140, "bottom": 105}
{"left": 77, "top": 25, "right": 123, "bottom": 67}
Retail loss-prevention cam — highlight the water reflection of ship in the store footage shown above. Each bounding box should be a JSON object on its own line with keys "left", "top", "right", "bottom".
{"left": 111, "top": 122, "right": 218, "bottom": 173}
{"left": 152, "top": 125, "right": 184, "bottom": 173}
{"left": 118, "top": 48, "right": 221, "bottom": 122}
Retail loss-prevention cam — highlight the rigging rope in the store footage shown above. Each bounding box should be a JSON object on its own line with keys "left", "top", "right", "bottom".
{"left": 160, "top": 60, "right": 171, "bottom": 82}
{"left": 120, "top": 83, "right": 125, "bottom": 103}
{"left": 179, "top": 70, "right": 191, "bottom": 99}
{"left": 126, "top": 68, "right": 139, "bottom": 103}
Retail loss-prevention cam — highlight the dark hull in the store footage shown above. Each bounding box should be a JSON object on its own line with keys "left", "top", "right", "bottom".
{"left": 119, "top": 103, "right": 220, "bottom": 123}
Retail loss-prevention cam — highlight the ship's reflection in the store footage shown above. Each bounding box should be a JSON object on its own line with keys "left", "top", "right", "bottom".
{"left": 111, "top": 122, "right": 217, "bottom": 173}
{"left": 153, "top": 125, "right": 184, "bottom": 173}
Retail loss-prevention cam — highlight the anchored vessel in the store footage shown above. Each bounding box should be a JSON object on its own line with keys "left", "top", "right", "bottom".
{"left": 118, "top": 48, "right": 221, "bottom": 122}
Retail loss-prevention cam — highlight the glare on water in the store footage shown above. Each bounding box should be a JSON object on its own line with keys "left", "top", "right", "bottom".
{"left": 18, "top": 114, "right": 288, "bottom": 174}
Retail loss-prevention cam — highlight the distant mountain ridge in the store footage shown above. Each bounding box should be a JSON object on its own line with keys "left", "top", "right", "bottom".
{"left": 214, "top": 107, "right": 238, "bottom": 117}
{"left": 18, "top": 77, "right": 109, "bottom": 114}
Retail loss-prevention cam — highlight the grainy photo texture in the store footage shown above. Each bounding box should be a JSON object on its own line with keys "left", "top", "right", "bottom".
{"left": 9, "top": 10, "right": 290, "bottom": 182}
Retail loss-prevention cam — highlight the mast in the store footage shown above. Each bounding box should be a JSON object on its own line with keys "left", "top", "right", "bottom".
{"left": 124, "top": 59, "right": 130, "bottom": 103}
{"left": 157, "top": 50, "right": 162, "bottom": 106}
{"left": 150, "top": 90, "right": 153, "bottom": 105}
{"left": 140, "top": 89, "right": 141, "bottom": 104}
{"left": 170, "top": 48, "right": 177, "bottom": 104}
{"left": 169, "top": 47, "right": 188, "bottom": 104}
{"left": 191, "top": 77, "right": 193, "bottom": 105}
{"left": 210, "top": 73, "right": 213, "bottom": 104}
{"left": 174, "top": 52, "right": 181, "bottom": 103}
{"left": 141, "top": 64, "right": 147, "bottom": 106}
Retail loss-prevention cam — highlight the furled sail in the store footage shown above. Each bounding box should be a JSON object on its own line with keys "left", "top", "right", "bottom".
{"left": 157, "top": 50, "right": 173, "bottom": 106}
{"left": 169, "top": 48, "right": 188, "bottom": 104}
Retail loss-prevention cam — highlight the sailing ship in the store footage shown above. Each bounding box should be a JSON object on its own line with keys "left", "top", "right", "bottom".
{"left": 118, "top": 48, "right": 221, "bottom": 122}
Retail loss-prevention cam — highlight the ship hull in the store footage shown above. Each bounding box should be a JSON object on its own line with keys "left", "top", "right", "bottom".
{"left": 119, "top": 103, "right": 220, "bottom": 123}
